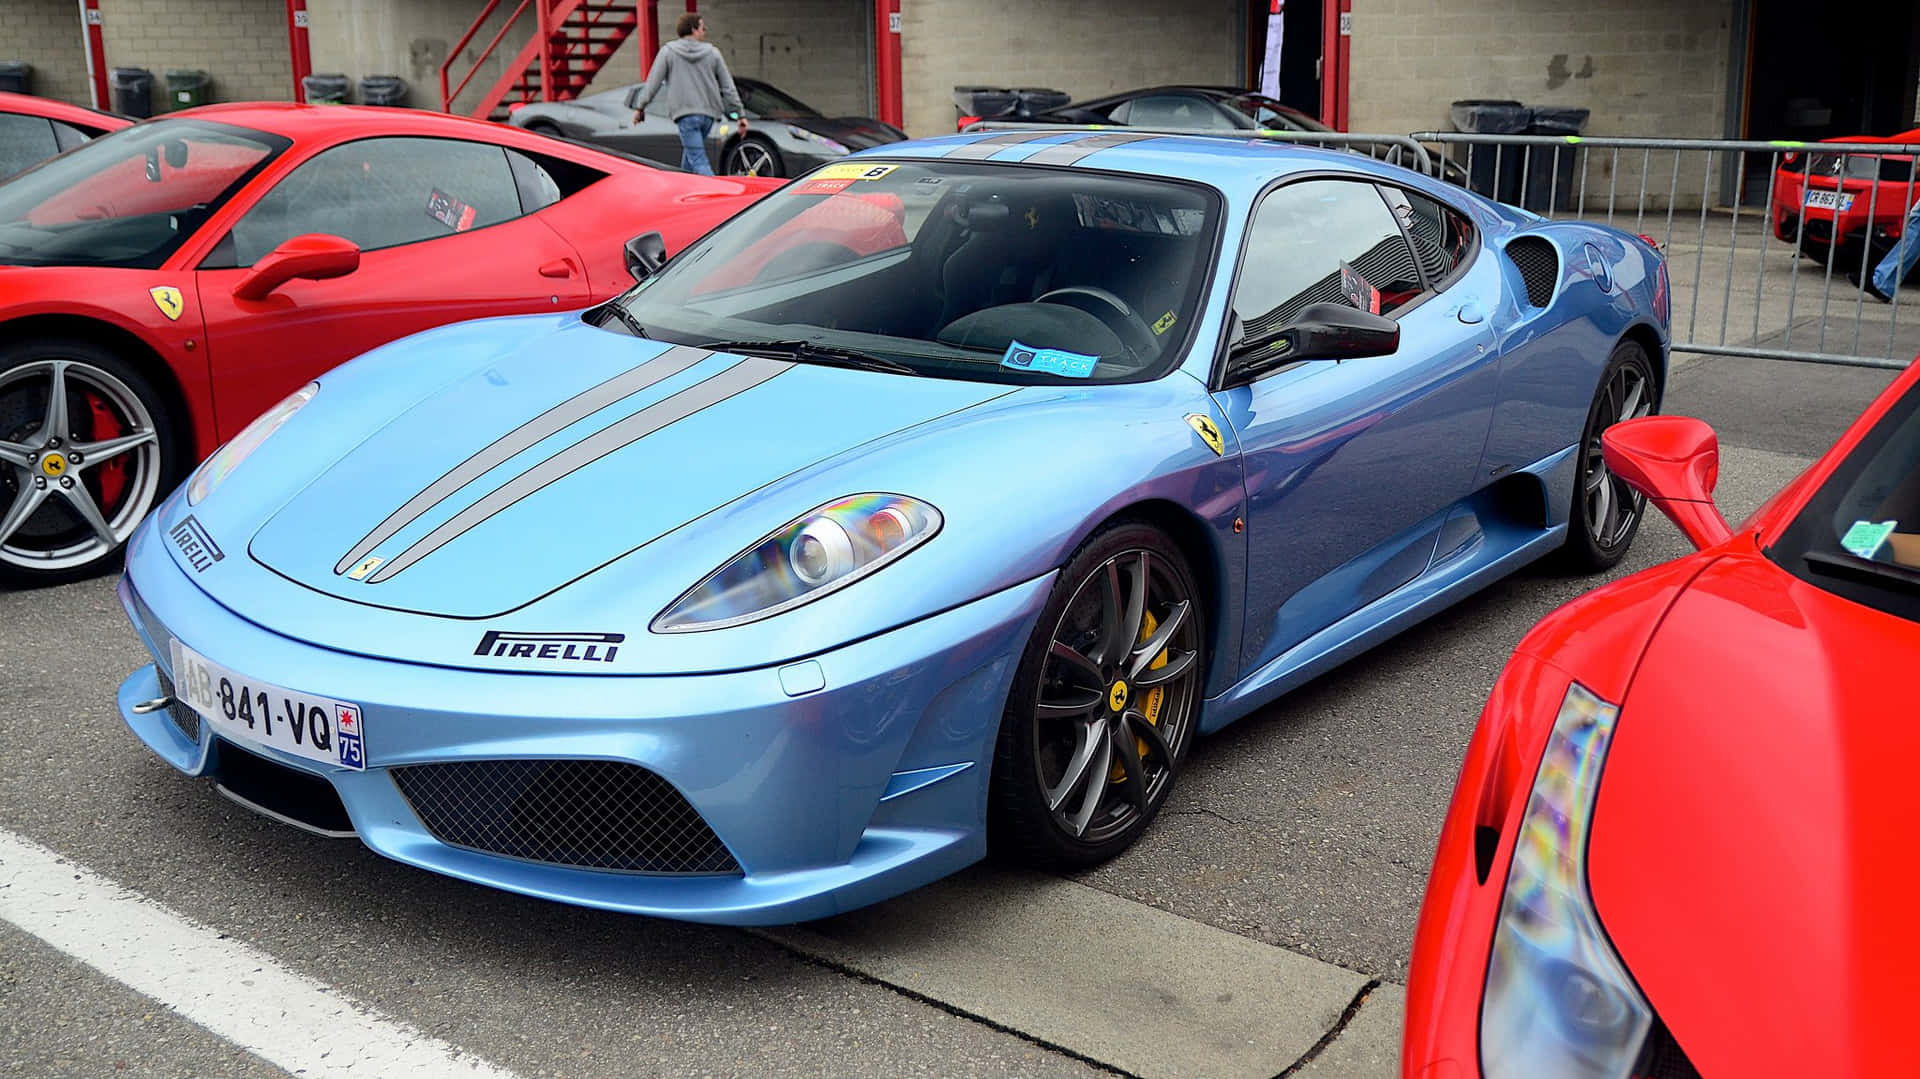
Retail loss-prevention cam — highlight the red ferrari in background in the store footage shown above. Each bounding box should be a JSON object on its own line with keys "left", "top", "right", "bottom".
{"left": 0, "top": 103, "right": 775, "bottom": 585}
{"left": 0, "top": 91, "right": 130, "bottom": 180}
{"left": 1405, "top": 361, "right": 1920, "bottom": 1077}
{"left": 1772, "top": 127, "right": 1920, "bottom": 269}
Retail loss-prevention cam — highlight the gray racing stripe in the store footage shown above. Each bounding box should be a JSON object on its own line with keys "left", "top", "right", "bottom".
{"left": 1019, "top": 132, "right": 1161, "bottom": 166}
{"left": 335, "top": 344, "right": 711, "bottom": 575}
{"left": 945, "top": 131, "right": 1076, "bottom": 159}
{"left": 366, "top": 357, "right": 791, "bottom": 584}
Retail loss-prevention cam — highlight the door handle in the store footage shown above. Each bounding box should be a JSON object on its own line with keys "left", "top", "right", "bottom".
{"left": 538, "top": 258, "right": 578, "bottom": 279}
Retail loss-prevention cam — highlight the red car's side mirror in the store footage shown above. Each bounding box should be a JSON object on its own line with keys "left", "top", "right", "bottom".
{"left": 233, "top": 233, "right": 361, "bottom": 302}
{"left": 1602, "top": 415, "right": 1733, "bottom": 551}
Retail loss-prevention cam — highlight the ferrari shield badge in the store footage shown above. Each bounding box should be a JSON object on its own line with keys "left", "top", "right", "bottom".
{"left": 346, "top": 555, "right": 383, "bottom": 581}
{"left": 149, "top": 286, "right": 185, "bottom": 321}
{"left": 1184, "top": 414, "right": 1224, "bottom": 456}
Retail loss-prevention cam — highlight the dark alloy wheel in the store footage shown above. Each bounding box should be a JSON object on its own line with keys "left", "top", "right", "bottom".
{"left": 0, "top": 338, "right": 182, "bottom": 587}
{"left": 723, "top": 137, "right": 782, "bottom": 179}
{"left": 1556, "top": 339, "right": 1656, "bottom": 573}
{"left": 990, "top": 522, "right": 1206, "bottom": 869}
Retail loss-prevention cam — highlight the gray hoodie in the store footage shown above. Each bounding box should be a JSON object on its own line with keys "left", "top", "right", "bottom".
{"left": 631, "top": 38, "right": 744, "bottom": 123}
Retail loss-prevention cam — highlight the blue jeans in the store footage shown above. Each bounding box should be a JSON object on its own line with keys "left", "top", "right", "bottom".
{"left": 1871, "top": 198, "right": 1920, "bottom": 297}
{"left": 676, "top": 114, "right": 714, "bottom": 175}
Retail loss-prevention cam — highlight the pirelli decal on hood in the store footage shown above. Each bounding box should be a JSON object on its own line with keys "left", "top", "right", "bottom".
{"left": 336, "top": 348, "right": 790, "bottom": 584}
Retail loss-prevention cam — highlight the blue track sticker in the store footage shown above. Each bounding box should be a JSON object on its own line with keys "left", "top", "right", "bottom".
{"left": 1001, "top": 340, "right": 1098, "bottom": 378}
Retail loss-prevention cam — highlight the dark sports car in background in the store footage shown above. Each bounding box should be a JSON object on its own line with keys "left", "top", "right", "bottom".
{"left": 1001, "top": 85, "right": 1469, "bottom": 186}
{"left": 509, "top": 76, "right": 905, "bottom": 178}
{"left": 0, "top": 91, "right": 130, "bottom": 180}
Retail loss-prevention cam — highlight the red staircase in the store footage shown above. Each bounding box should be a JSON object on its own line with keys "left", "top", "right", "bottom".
{"left": 441, "top": 0, "right": 644, "bottom": 121}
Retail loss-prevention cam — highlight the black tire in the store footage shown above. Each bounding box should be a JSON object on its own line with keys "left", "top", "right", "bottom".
{"left": 988, "top": 521, "right": 1207, "bottom": 869}
{"left": 0, "top": 337, "right": 185, "bottom": 587}
{"left": 1553, "top": 338, "right": 1657, "bottom": 574}
{"left": 722, "top": 137, "right": 783, "bottom": 179}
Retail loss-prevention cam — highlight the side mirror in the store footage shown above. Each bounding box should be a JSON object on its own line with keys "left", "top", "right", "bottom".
{"left": 232, "top": 233, "right": 361, "bottom": 302}
{"left": 1601, "top": 415, "right": 1733, "bottom": 550}
{"left": 1229, "top": 302, "right": 1399, "bottom": 381}
{"left": 624, "top": 231, "right": 668, "bottom": 282}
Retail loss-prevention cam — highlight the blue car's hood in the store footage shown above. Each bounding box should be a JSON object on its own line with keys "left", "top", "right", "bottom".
{"left": 248, "top": 325, "right": 1006, "bottom": 618}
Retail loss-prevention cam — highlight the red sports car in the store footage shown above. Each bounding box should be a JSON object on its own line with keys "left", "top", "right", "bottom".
{"left": 0, "top": 90, "right": 130, "bottom": 179}
{"left": 0, "top": 103, "right": 775, "bottom": 585}
{"left": 1771, "top": 128, "right": 1920, "bottom": 268}
{"left": 1404, "top": 360, "right": 1920, "bottom": 1077}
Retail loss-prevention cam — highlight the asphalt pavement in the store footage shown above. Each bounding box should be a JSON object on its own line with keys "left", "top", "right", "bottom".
{"left": 0, "top": 349, "right": 1898, "bottom": 1078}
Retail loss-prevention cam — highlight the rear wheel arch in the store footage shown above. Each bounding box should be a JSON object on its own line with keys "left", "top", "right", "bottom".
{"left": 1618, "top": 321, "right": 1667, "bottom": 409}
{"left": 0, "top": 314, "right": 198, "bottom": 458}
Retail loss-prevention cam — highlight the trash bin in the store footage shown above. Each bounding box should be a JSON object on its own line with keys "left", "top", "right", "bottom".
{"left": 164, "top": 69, "right": 211, "bottom": 111}
{"left": 1449, "top": 99, "right": 1530, "bottom": 205}
{"left": 1522, "top": 106, "right": 1591, "bottom": 213}
{"left": 1011, "top": 87, "right": 1070, "bottom": 117}
{"left": 358, "top": 75, "right": 408, "bottom": 107}
{"left": 0, "top": 62, "right": 32, "bottom": 95}
{"left": 954, "top": 86, "right": 1018, "bottom": 126}
{"left": 302, "top": 72, "right": 350, "bottom": 105}
{"left": 110, "top": 67, "right": 154, "bottom": 118}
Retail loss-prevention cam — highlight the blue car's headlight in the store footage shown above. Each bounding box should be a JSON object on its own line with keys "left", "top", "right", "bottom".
{"left": 787, "top": 124, "right": 849, "bottom": 154}
{"left": 1481, "top": 682, "right": 1651, "bottom": 1079}
{"left": 186, "top": 382, "right": 317, "bottom": 504}
{"left": 653, "top": 493, "right": 940, "bottom": 632}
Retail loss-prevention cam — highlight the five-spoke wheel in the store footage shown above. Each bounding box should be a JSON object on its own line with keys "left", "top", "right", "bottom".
{"left": 992, "top": 523, "right": 1205, "bottom": 867}
{"left": 0, "top": 340, "right": 177, "bottom": 586}
{"left": 723, "top": 138, "right": 782, "bottom": 178}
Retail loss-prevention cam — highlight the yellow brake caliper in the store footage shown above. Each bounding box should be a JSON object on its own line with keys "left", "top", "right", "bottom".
{"left": 1111, "top": 609, "right": 1168, "bottom": 782}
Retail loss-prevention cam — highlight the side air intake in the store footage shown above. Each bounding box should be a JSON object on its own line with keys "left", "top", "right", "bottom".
{"left": 1506, "top": 236, "right": 1560, "bottom": 307}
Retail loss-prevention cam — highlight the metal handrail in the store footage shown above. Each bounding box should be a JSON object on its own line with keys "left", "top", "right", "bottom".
{"left": 1410, "top": 132, "right": 1920, "bottom": 157}
{"left": 963, "top": 122, "right": 1436, "bottom": 175}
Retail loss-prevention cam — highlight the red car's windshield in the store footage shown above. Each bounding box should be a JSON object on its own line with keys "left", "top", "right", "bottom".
{"left": 0, "top": 117, "right": 288, "bottom": 269}
{"left": 1771, "top": 379, "right": 1920, "bottom": 620}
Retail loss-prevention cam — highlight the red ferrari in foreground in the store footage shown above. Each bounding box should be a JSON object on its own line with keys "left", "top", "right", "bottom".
{"left": 0, "top": 91, "right": 130, "bottom": 180}
{"left": 1405, "top": 361, "right": 1920, "bottom": 1077}
{"left": 0, "top": 103, "right": 774, "bottom": 584}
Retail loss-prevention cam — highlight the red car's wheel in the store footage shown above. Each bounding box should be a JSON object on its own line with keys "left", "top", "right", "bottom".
{"left": 0, "top": 338, "right": 182, "bottom": 586}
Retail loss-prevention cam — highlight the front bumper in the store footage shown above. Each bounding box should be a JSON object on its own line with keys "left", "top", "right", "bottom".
{"left": 116, "top": 522, "right": 1052, "bottom": 925}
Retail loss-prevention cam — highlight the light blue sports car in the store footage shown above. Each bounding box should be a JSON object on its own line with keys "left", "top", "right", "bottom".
{"left": 116, "top": 130, "right": 1669, "bottom": 924}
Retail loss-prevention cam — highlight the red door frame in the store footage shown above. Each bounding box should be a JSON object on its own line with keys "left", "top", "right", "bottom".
{"left": 874, "top": 0, "right": 902, "bottom": 128}
{"left": 1319, "top": 0, "right": 1350, "bottom": 130}
{"left": 285, "top": 0, "right": 312, "bottom": 102}
{"left": 79, "top": 0, "right": 108, "bottom": 109}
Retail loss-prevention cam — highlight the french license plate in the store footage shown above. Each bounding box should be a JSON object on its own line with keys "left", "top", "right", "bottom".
{"left": 168, "top": 640, "right": 366, "bottom": 770}
{"left": 1804, "top": 189, "right": 1853, "bottom": 211}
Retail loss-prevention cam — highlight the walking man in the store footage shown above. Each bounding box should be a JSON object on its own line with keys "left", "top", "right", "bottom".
{"left": 1859, "top": 193, "right": 1920, "bottom": 303}
{"left": 631, "top": 13, "right": 745, "bottom": 176}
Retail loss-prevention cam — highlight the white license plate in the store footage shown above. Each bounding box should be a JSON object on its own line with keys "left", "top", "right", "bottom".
{"left": 168, "top": 640, "right": 367, "bottom": 770}
{"left": 1804, "top": 189, "right": 1853, "bottom": 211}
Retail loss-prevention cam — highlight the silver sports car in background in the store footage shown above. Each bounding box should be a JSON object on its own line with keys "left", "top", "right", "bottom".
{"left": 509, "top": 76, "right": 905, "bottom": 177}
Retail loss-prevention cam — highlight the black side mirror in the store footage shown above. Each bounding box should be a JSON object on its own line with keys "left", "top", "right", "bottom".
{"left": 1228, "top": 302, "right": 1399, "bottom": 382}
{"left": 624, "top": 231, "right": 668, "bottom": 282}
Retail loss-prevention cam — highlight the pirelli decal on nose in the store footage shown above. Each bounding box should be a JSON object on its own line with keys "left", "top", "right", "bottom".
{"left": 475, "top": 631, "right": 625, "bottom": 663}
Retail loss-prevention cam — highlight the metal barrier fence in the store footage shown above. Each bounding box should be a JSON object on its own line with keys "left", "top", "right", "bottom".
{"left": 1411, "top": 132, "right": 1920, "bottom": 370}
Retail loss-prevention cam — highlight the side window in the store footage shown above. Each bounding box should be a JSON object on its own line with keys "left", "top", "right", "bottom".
{"left": 49, "top": 119, "right": 97, "bottom": 152}
{"left": 1231, "top": 179, "right": 1427, "bottom": 336}
{"left": 1379, "top": 185, "right": 1475, "bottom": 286}
{"left": 214, "top": 137, "right": 522, "bottom": 268}
{"left": 0, "top": 115, "right": 59, "bottom": 180}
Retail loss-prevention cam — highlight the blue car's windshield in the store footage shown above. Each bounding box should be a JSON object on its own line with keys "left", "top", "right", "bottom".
{"left": 608, "top": 159, "right": 1221, "bottom": 384}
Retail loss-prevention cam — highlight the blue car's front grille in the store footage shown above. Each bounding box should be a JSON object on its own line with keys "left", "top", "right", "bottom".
{"left": 392, "top": 760, "right": 741, "bottom": 876}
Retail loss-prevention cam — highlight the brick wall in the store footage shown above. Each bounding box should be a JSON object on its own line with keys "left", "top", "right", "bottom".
{"left": 900, "top": 0, "right": 1244, "bottom": 138}
{"left": 99, "top": 0, "right": 292, "bottom": 109}
{"left": 0, "top": 0, "right": 94, "bottom": 106}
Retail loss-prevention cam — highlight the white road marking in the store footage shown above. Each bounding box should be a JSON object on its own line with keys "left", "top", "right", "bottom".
{"left": 0, "top": 828, "right": 522, "bottom": 1079}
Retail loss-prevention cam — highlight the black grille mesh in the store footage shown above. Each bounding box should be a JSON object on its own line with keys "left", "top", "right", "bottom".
{"left": 156, "top": 670, "right": 200, "bottom": 745}
{"left": 392, "top": 760, "right": 741, "bottom": 875}
{"left": 1633, "top": 1018, "right": 1703, "bottom": 1079}
{"left": 1507, "top": 235, "right": 1559, "bottom": 307}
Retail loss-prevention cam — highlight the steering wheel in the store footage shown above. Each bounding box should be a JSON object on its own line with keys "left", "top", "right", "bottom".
{"left": 1034, "top": 286, "right": 1161, "bottom": 361}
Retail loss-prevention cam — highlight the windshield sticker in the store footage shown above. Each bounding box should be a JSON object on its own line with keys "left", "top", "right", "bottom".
{"left": 1841, "top": 519, "right": 1897, "bottom": 559}
{"left": 796, "top": 178, "right": 856, "bottom": 196}
{"left": 811, "top": 162, "right": 898, "bottom": 181}
{"left": 1002, "top": 340, "right": 1098, "bottom": 379}
{"left": 149, "top": 286, "right": 184, "bottom": 321}
{"left": 1339, "top": 260, "right": 1381, "bottom": 314}
{"left": 1152, "top": 310, "right": 1178, "bottom": 335}
{"left": 427, "top": 188, "right": 477, "bottom": 232}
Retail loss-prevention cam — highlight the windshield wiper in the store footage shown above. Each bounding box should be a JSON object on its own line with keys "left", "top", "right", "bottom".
{"left": 593, "top": 302, "right": 650, "bottom": 338}
{"left": 1802, "top": 548, "right": 1920, "bottom": 596}
{"left": 695, "top": 338, "right": 916, "bottom": 375}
